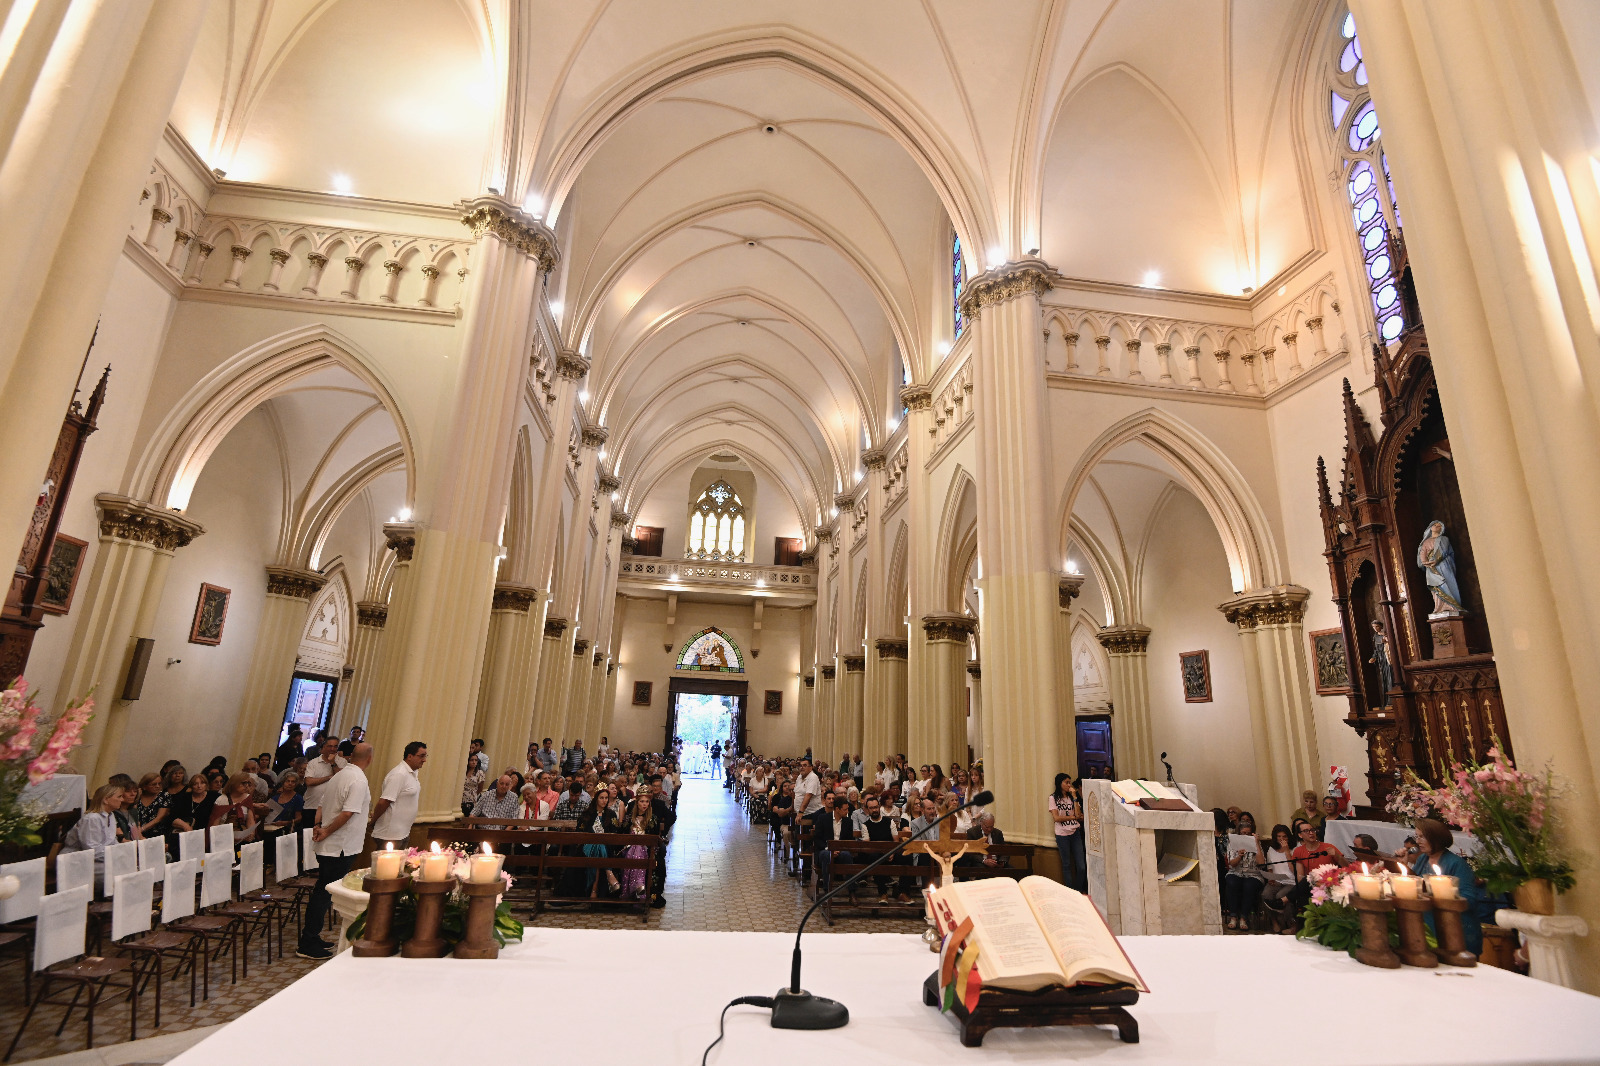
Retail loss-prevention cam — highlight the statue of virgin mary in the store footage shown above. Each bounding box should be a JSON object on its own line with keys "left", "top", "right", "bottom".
{"left": 1416, "top": 520, "right": 1465, "bottom": 616}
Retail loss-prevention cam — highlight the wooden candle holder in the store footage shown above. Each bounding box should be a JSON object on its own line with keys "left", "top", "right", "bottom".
{"left": 352, "top": 875, "right": 408, "bottom": 957}
{"left": 922, "top": 972, "right": 1139, "bottom": 1048}
{"left": 402, "top": 878, "right": 453, "bottom": 958}
{"left": 452, "top": 879, "right": 502, "bottom": 959}
{"left": 1431, "top": 896, "right": 1478, "bottom": 967}
{"left": 1351, "top": 895, "right": 1400, "bottom": 968}
{"left": 1392, "top": 897, "right": 1438, "bottom": 967}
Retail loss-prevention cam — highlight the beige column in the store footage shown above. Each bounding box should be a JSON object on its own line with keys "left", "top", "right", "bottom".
{"left": 1351, "top": 0, "right": 1600, "bottom": 989}
{"left": 530, "top": 616, "right": 572, "bottom": 748}
{"left": 965, "top": 661, "right": 982, "bottom": 762}
{"left": 232, "top": 567, "right": 328, "bottom": 758}
{"left": 799, "top": 672, "right": 816, "bottom": 757}
{"left": 54, "top": 495, "right": 202, "bottom": 781}
{"left": 1097, "top": 625, "right": 1153, "bottom": 780}
{"left": 363, "top": 525, "right": 415, "bottom": 759}
{"left": 1220, "top": 587, "right": 1320, "bottom": 825}
{"left": 964, "top": 260, "right": 1065, "bottom": 844}
{"left": 564, "top": 638, "right": 592, "bottom": 746}
{"left": 815, "top": 663, "right": 836, "bottom": 762}
{"left": 873, "top": 638, "right": 909, "bottom": 763}
{"left": 899, "top": 384, "right": 939, "bottom": 765}
{"left": 581, "top": 648, "right": 606, "bottom": 748}
{"left": 0, "top": 2, "right": 208, "bottom": 572}
{"left": 474, "top": 584, "right": 539, "bottom": 779}
{"left": 835, "top": 654, "right": 865, "bottom": 765}
{"left": 369, "top": 198, "right": 554, "bottom": 821}
{"left": 796, "top": 602, "right": 815, "bottom": 757}
{"left": 921, "top": 613, "right": 976, "bottom": 768}
{"left": 580, "top": 508, "right": 629, "bottom": 745}
{"left": 330, "top": 602, "right": 386, "bottom": 735}
{"left": 597, "top": 594, "right": 628, "bottom": 743}
{"left": 859, "top": 447, "right": 892, "bottom": 767}
{"left": 1054, "top": 574, "right": 1084, "bottom": 769}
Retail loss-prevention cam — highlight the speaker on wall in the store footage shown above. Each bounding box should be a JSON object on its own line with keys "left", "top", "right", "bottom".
{"left": 123, "top": 637, "right": 155, "bottom": 700}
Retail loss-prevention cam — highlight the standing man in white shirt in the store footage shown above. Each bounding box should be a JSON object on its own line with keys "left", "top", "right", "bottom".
{"left": 370, "top": 741, "right": 427, "bottom": 847}
{"left": 298, "top": 742, "right": 373, "bottom": 960}
{"left": 302, "top": 735, "right": 346, "bottom": 829}
{"left": 792, "top": 757, "right": 823, "bottom": 883}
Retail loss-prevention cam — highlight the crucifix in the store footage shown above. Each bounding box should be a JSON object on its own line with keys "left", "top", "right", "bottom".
{"left": 909, "top": 818, "right": 988, "bottom": 948}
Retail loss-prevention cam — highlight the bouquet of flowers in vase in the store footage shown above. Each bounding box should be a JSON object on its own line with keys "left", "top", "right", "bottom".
{"left": 1431, "top": 746, "right": 1576, "bottom": 896}
{"left": 1384, "top": 769, "right": 1437, "bottom": 826}
{"left": 0, "top": 677, "right": 94, "bottom": 848}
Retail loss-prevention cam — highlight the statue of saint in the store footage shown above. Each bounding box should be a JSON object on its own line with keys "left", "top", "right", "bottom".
{"left": 1368, "top": 619, "right": 1394, "bottom": 706}
{"left": 1416, "top": 519, "right": 1464, "bottom": 616}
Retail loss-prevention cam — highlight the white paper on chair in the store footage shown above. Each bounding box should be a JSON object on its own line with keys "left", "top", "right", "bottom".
{"left": 137, "top": 836, "right": 166, "bottom": 872}
{"left": 274, "top": 833, "right": 299, "bottom": 880}
{"left": 162, "top": 859, "right": 198, "bottom": 923}
{"left": 0, "top": 858, "right": 46, "bottom": 923}
{"left": 209, "top": 823, "right": 234, "bottom": 856}
{"left": 201, "top": 851, "right": 233, "bottom": 908}
{"left": 34, "top": 885, "right": 91, "bottom": 970}
{"left": 112, "top": 870, "right": 155, "bottom": 941}
{"left": 55, "top": 848, "right": 95, "bottom": 896}
{"left": 104, "top": 841, "right": 138, "bottom": 896}
{"left": 239, "top": 841, "right": 264, "bottom": 894}
{"left": 179, "top": 828, "right": 206, "bottom": 863}
{"left": 302, "top": 828, "right": 319, "bottom": 870}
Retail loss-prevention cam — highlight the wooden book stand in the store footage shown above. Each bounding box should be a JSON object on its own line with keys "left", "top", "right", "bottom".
{"left": 921, "top": 971, "right": 1140, "bottom": 1047}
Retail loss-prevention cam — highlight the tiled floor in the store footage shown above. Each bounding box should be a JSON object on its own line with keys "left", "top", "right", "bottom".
{"left": 1, "top": 776, "right": 913, "bottom": 1063}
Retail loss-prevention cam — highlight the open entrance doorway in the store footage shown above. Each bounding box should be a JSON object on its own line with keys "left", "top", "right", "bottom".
{"left": 665, "top": 676, "right": 747, "bottom": 767}
{"left": 279, "top": 673, "right": 337, "bottom": 748}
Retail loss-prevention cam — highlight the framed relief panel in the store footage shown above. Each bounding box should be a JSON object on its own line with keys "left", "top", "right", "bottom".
{"left": 1178, "top": 650, "right": 1212, "bottom": 703}
{"left": 764, "top": 690, "right": 783, "bottom": 715}
{"left": 189, "top": 583, "right": 231, "bottom": 646}
{"left": 38, "top": 533, "right": 88, "bottom": 615}
{"left": 1309, "top": 627, "right": 1353, "bottom": 695}
{"left": 632, "top": 680, "right": 653, "bottom": 706}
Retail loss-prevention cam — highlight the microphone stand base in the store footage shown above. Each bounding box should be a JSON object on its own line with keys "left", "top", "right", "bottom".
{"left": 770, "top": 988, "right": 849, "bottom": 1030}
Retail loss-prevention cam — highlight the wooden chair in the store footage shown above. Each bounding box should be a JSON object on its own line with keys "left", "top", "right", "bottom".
{"left": 0, "top": 929, "right": 32, "bottom": 1004}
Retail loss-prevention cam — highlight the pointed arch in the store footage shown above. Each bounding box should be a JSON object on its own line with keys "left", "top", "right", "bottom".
{"left": 883, "top": 520, "right": 909, "bottom": 630}
{"left": 935, "top": 466, "right": 979, "bottom": 614}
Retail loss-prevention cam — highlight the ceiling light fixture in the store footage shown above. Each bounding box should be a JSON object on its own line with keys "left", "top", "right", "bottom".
{"left": 1142, "top": 270, "right": 1160, "bottom": 288}
{"left": 331, "top": 174, "right": 353, "bottom": 195}
{"left": 598, "top": 450, "right": 607, "bottom": 460}
{"left": 612, "top": 492, "right": 620, "bottom": 502}
{"left": 398, "top": 508, "right": 412, "bottom": 522}
{"left": 762, "top": 123, "right": 778, "bottom": 134}
{"left": 746, "top": 240, "right": 757, "bottom": 247}
{"left": 986, "top": 247, "right": 1005, "bottom": 270}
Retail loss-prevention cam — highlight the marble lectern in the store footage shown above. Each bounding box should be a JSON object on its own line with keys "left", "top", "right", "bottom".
{"left": 1082, "top": 779, "right": 1222, "bottom": 936}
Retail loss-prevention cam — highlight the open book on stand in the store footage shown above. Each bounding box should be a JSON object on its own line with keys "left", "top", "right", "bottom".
{"left": 929, "top": 875, "right": 1148, "bottom": 994}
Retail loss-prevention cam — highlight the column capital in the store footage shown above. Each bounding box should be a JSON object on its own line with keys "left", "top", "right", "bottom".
{"left": 922, "top": 612, "right": 978, "bottom": 642}
{"left": 356, "top": 601, "right": 389, "bottom": 628}
{"left": 555, "top": 348, "right": 590, "bottom": 380}
{"left": 819, "top": 664, "right": 837, "bottom": 680}
{"left": 342, "top": 255, "right": 365, "bottom": 271}
{"left": 383, "top": 522, "right": 416, "bottom": 562}
{"left": 543, "top": 616, "right": 569, "bottom": 639}
{"left": 265, "top": 565, "right": 327, "bottom": 599}
{"left": 305, "top": 251, "right": 327, "bottom": 267}
{"left": 833, "top": 493, "right": 856, "bottom": 512}
{"left": 874, "top": 637, "right": 909, "bottom": 660}
{"left": 581, "top": 422, "right": 609, "bottom": 448}
{"left": 842, "top": 654, "right": 866, "bottom": 673}
{"left": 491, "top": 583, "right": 539, "bottom": 612}
{"left": 1096, "top": 624, "right": 1152, "bottom": 653}
{"left": 597, "top": 471, "right": 621, "bottom": 493}
{"left": 1219, "top": 585, "right": 1311, "bottom": 629}
{"left": 609, "top": 509, "right": 632, "bottom": 528}
{"left": 573, "top": 637, "right": 591, "bottom": 655}
{"left": 1059, "top": 572, "right": 1085, "bottom": 607}
{"left": 813, "top": 526, "right": 833, "bottom": 541}
{"left": 861, "top": 447, "right": 887, "bottom": 470}
{"left": 1304, "top": 316, "right": 1323, "bottom": 331}
{"left": 803, "top": 673, "right": 816, "bottom": 688}
{"left": 899, "top": 383, "right": 933, "bottom": 410}
{"left": 94, "top": 493, "right": 204, "bottom": 550}
{"left": 966, "top": 660, "right": 982, "bottom": 680}
{"left": 957, "top": 257, "right": 1064, "bottom": 320}
{"left": 456, "top": 194, "right": 559, "bottom": 272}
{"left": 593, "top": 649, "right": 605, "bottom": 665}
{"left": 269, "top": 247, "right": 291, "bottom": 265}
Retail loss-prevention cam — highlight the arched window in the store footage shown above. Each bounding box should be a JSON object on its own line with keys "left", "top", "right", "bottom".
{"left": 686, "top": 479, "right": 747, "bottom": 562}
{"left": 1328, "top": 10, "right": 1405, "bottom": 344}
{"left": 952, "top": 231, "right": 966, "bottom": 339}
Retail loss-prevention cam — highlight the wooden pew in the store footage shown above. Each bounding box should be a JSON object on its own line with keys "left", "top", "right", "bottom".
{"left": 817, "top": 840, "right": 1037, "bottom": 922}
{"left": 421, "top": 826, "right": 663, "bottom": 923}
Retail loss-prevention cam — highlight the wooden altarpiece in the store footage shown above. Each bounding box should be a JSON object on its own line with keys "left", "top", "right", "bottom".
{"left": 1316, "top": 234, "right": 1511, "bottom": 811}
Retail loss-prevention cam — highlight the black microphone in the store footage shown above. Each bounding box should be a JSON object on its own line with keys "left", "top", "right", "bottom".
{"left": 760, "top": 789, "right": 995, "bottom": 1030}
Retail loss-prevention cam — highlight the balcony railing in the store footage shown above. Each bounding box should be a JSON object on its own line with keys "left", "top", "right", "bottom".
{"left": 619, "top": 557, "right": 816, "bottom": 590}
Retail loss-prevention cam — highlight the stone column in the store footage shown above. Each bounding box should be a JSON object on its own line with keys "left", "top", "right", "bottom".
{"left": 184, "top": 241, "right": 213, "bottom": 283}
{"left": 474, "top": 583, "right": 539, "bottom": 780}
{"left": 1093, "top": 335, "right": 1112, "bottom": 376}
{"left": 899, "top": 383, "right": 939, "bottom": 771}
{"left": 1213, "top": 349, "right": 1236, "bottom": 392}
{"left": 221, "top": 244, "right": 251, "bottom": 288}
{"left": 1062, "top": 331, "right": 1080, "bottom": 373}
{"left": 330, "top": 602, "right": 386, "bottom": 736}
{"left": 1238, "top": 350, "right": 1260, "bottom": 395}
{"left": 262, "top": 248, "right": 290, "bottom": 291}
{"left": 965, "top": 661, "right": 982, "bottom": 761}
{"left": 859, "top": 447, "right": 893, "bottom": 765}
{"left": 836, "top": 655, "right": 865, "bottom": 765}
{"left": 1054, "top": 574, "right": 1084, "bottom": 768}
{"left": 962, "top": 258, "right": 1065, "bottom": 845}
{"left": 597, "top": 594, "right": 628, "bottom": 744}
{"left": 368, "top": 197, "right": 554, "bottom": 820}
{"left": 339, "top": 256, "right": 365, "bottom": 299}
{"left": 232, "top": 567, "right": 328, "bottom": 756}
{"left": 921, "top": 613, "right": 976, "bottom": 768}
{"left": 1281, "top": 332, "right": 1302, "bottom": 377}
{"left": 799, "top": 672, "right": 816, "bottom": 757}
{"left": 0, "top": 1, "right": 208, "bottom": 575}
{"left": 1183, "top": 345, "right": 1203, "bottom": 389}
{"left": 564, "top": 638, "right": 592, "bottom": 746}
{"left": 1096, "top": 624, "right": 1153, "bottom": 780}
{"left": 815, "top": 663, "right": 836, "bottom": 762}
{"left": 530, "top": 616, "right": 571, "bottom": 748}
{"left": 1124, "top": 339, "right": 1144, "bottom": 381}
{"left": 301, "top": 252, "right": 329, "bottom": 295}
{"left": 1219, "top": 586, "right": 1319, "bottom": 822}
{"left": 874, "top": 638, "right": 909, "bottom": 762}
{"left": 54, "top": 495, "right": 202, "bottom": 781}
{"left": 1155, "top": 342, "right": 1174, "bottom": 383}
{"left": 1352, "top": 0, "right": 1600, "bottom": 987}
{"left": 362, "top": 524, "right": 415, "bottom": 761}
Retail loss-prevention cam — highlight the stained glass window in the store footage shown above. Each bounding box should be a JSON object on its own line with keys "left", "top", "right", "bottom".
{"left": 1330, "top": 10, "right": 1404, "bottom": 343}
{"left": 677, "top": 627, "right": 744, "bottom": 673}
{"left": 685, "top": 479, "right": 746, "bottom": 562}
{"left": 952, "top": 232, "right": 965, "bottom": 339}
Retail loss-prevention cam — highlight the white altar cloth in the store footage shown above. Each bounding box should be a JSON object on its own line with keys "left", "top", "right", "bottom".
{"left": 171, "top": 930, "right": 1600, "bottom": 1064}
{"left": 18, "top": 774, "right": 85, "bottom": 815}
{"left": 1324, "top": 817, "right": 1481, "bottom": 859}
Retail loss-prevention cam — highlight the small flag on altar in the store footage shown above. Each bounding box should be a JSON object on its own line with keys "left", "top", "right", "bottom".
{"left": 939, "top": 917, "right": 973, "bottom": 1012}
{"left": 955, "top": 941, "right": 982, "bottom": 1012}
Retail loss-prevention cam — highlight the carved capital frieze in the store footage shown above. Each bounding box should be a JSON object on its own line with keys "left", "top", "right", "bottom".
{"left": 833, "top": 493, "right": 856, "bottom": 512}
{"left": 966, "top": 661, "right": 982, "bottom": 680}
{"left": 819, "top": 664, "right": 836, "bottom": 681}
{"left": 456, "top": 195, "right": 559, "bottom": 272}
{"left": 609, "top": 509, "right": 632, "bottom": 528}
{"left": 572, "top": 637, "right": 591, "bottom": 655}
{"left": 598, "top": 472, "right": 621, "bottom": 494}
{"left": 94, "top": 494, "right": 204, "bottom": 551}
{"left": 860, "top": 447, "right": 887, "bottom": 471}
{"left": 1219, "top": 585, "right": 1311, "bottom": 629}
{"left": 1096, "top": 624, "right": 1152, "bottom": 654}
{"left": 265, "top": 565, "right": 327, "bottom": 599}
{"left": 555, "top": 348, "right": 590, "bottom": 380}
{"left": 492, "top": 583, "right": 539, "bottom": 612}
{"left": 356, "top": 601, "right": 389, "bottom": 628}
{"left": 581, "top": 422, "right": 609, "bottom": 448}
{"left": 543, "top": 616, "right": 569, "bottom": 639}
{"left": 874, "top": 638, "right": 908, "bottom": 660}
{"left": 803, "top": 673, "right": 816, "bottom": 689}
{"left": 957, "top": 257, "right": 1063, "bottom": 320}
{"left": 1059, "top": 572, "right": 1085, "bottom": 607}
{"left": 593, "top": 649, "right": 605, "bottom": 665}
{"left": 899, "top": 384, "right": 933, "bottom": 411}
{"left": 922, "top": 612, "right": 978, "bottom": 643}
{"left": 383, "top": 522, "right": 416, "bottom": 562}
{"left": 842, "top": 654, "right": 866, "bottom": 673}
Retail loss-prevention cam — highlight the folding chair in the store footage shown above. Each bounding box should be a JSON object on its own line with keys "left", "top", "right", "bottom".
{"left": 53, "top": 850, "right": 94, "bottom": 897}
{"left": 0, "top": 857, "right": 45, "bottom": 1001}
{"left": 170, "top": 856, "right": 242, "bottom": 985}
{"left": 221, "top": 843, "right": 276, "bottom": 966}
{"left": 258, "top": 834, "right": 307, "bottom": 943}
{"left": 3, "top": 886, "right": 138, "bottom": 1061}
{"left": 136, "top": 836, "right": 166, "bottom": 874}
{"left": 116, "top": 869, "right": 204, "bottom": 1023}
{"left": 177, "top": 829, "right": 206, "bottom": 865}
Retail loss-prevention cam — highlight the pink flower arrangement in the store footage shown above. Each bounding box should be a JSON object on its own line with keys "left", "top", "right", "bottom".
{"left": 1307, "top": 862, "right": 1359, "bottom": 906}
{"left": 1, "top": 677, "right": 96, "bottom": 847}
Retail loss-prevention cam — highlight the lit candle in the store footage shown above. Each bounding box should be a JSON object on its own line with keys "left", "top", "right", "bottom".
{"left": 469, "top": 842, "right": 503, "bottom": 884}
{"left": 1427, "top": 863, "right": 1458, "bottom": 900}
{"left": 373, "top": 842, "right": 403, "bottom": 880}
{"left": 1352, "top": 863, "right": 1383, "bottom": 900}
{"left": 1391, "top": 867, "right": 1421, "bottom": 900}
{"left": 420, "top": 841, "right": 452, "bottom": 882}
